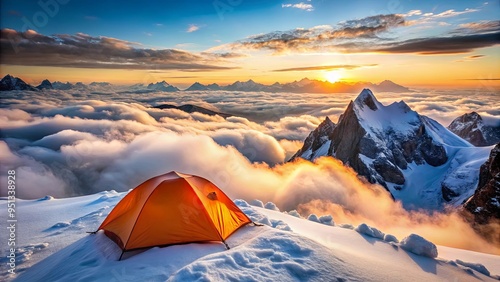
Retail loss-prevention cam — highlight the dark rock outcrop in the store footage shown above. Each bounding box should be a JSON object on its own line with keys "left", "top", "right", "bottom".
{"left": 289, "top": 117, "right": 336, "bottom": 160}
{"left": 36, "top": 79, "right": 53, "bottom": 90}
{"left": 463, "top": 143, "right": 500, "bottom": 224}
{"left": 154, "top": 104, "right": 231, "bottom": 118}
{"left": 448, "top": 112, "right": 500, "bottom": 146}
{"left": 291, "top": 89, "right": 449, "bottom": 191}
{"left": 0, "top": 74, "right": 38, "bottom": 91}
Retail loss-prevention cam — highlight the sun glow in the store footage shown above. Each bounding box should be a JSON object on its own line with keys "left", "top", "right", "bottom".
{"left": 324, "top": 70, "right": 342, "bottom": 83}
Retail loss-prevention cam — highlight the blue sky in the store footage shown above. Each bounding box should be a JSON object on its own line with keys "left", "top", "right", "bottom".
{"left": 1, "top": 0, "right": 497, "bottom": 50}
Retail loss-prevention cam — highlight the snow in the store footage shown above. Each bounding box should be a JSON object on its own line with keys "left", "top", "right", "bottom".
{"left": 264, "top": 201, "right": 280, "bottom": 211}
{"left": 284, "top": 210, "right": 302, "bottom": 218}
{"left": 420, "top": 116, "right": 472, "bottom": 148}
{"left": 349, "top": 90, "right": 487, "bottom": 210}
{"left": 354, "top": 89, "right": 421, "bottom": 137}
{"left": 387, "top": 145, "right": 492, "bottom": 210}
{"left": 383, "top": 234, "right": 399, "bottom": 243}
{"left": 318, "top": 215, "right": 334, "bottom": 226}
{"left": 1, "top": 192, "right": 498, "bottom": 281}
{"left": 307, "top": 213, "right": 320, "bottom": 222}
{"left": 250, "top": 199, "right": 264, "bottom": 208}
{"left": 355, "top": 223, "right": 385, "bottom": 239}
{"left": 307, "top": 214, "right": 334, "bottom": 226}
{"left": 310, "top": 140, "right": 331, "bottom": 159}
{"left": 455, "top": 259, "right": 490, "bottom": 276}
{"left": 400, "top": 234, "right": 438, "bottom": 258}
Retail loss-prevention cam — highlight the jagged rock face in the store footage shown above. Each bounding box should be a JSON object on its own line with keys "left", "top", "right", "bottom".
{"left": 448, "top": 112, "right": 500, "bottom": 146}
{"left": 326, "top": 101, "right": 375, "bottom": 183}
{"left": 293, "top": 89, "right": 448, "bottom": 189}
{"left": 52, "top": 81, "right": 73, "bottom": 90}
{"left": 463, "top": 143, "right": 500, "bottom": 224}
{"left": 289, "top": 117, "right": 336, "bottom": 160}
{"left": 147, "top": 81, "right": 179, "bottom": 92}
{"left": 290, "top": 89, "right": 484, "bottom": 210}
{"left": 36, "top": 79, "right": 53, "bottom": 90}
{"left": 0, "top": 74, "right": 38, "bottom": 91}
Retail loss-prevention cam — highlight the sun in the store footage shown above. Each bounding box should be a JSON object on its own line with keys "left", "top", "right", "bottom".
{"left": 324, "top": 70, "right": 342, "bottom": 83}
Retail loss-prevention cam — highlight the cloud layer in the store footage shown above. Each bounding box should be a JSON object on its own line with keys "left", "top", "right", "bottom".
{"left": 0, "top": 87, "right": 499, "bottom": 253}
{"left": 0, "top": 29, "right": 233, "bottom": 71}
{"left": 226, "top": 11, "right": 499, "bottom": 55}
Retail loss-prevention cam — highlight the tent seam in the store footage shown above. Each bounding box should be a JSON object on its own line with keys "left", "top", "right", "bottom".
{"left": 184, "top": 178, "right": 227, "bottom": 244}
{"left": 121, "top": 181, "right": 165, "bottom": 251}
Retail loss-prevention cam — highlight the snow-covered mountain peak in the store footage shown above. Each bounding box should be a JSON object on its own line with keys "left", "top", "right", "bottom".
{"left": 291, "top": 89, "right": 489, "bottom": 210}
{"left": 156, "top": 80, "right": 171, "bottom": 86}
{"left": 0, "top": 74, "right": 38, "bottom": 91}
{"left": 352, "top": 89, "right": 420, "bottom": 138}
{"left": 2, "top": 74, "right": 16, "bottom": 84}
{"left": 147, "top": 81, "right": 179, "bottom": 92}
{"left": 36, "top": 79, "right": 53, "bottom": 90}
{"left": 448, "top": 112, "right": 500, "bottom": 146}
{"left": 354, "top": 88, "right": 380, "bottom": 111}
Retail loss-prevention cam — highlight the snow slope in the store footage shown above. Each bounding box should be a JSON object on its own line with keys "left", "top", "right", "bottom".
{"left": 1, "top": 192, "right": 498, "bottom": 281}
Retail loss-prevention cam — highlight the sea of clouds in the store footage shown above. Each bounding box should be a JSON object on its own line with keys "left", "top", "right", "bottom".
{"left": 1, "top": 87, "right": 499, "bottom": 253}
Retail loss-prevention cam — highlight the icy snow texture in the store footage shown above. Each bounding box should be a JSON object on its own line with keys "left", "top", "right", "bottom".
{"left": 307, "top": 214, "right": 319, "bottom": 223}
{"left": 3, "top": 192, "right": 498, "bottom": 282}
{"left": 355, "top": 223, "right": 385, "bottom": 239}
{"left": 285, "top": 210, "right": 302, "bottom": 218}
{"left": 383, "top": 234, "right": 399, "bottom": 243}
{"left": 264, "top": 201, "right": 280, "bottom": 211}
{"left": 319, "top": 215, "right": 334, "bottom": 226}
{"left": 250, "top": 199, "right": 264, "bottom": 208}
{"left": 400, "top": 234, "right": 438, "bottom": 258}
{"left": 455, "top": 259, "right": 490, "bottom": 276}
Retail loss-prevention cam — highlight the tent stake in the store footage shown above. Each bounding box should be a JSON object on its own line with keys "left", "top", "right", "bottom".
{"left": 119, "top": 251, "right": 124, "bottom": 261}
{"left": 222, "top": 240, "right": 230, "bottom": 250}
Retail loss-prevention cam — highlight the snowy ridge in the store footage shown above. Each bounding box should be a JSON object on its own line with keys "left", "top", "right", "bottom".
{"left": 2, "top": 192, "right": 498, "bottom": 281}
{"left": 292, "top": 89, "right": 490, "bottom": 210}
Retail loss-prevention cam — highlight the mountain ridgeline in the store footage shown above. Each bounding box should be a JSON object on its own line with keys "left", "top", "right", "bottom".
{"left": 0, "top": 74, "right": 411, "bottom": 93}
{"left": 290, "top": 89, "right": 495, "bottom": 216}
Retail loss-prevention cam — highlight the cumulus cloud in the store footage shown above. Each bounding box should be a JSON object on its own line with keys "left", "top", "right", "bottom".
{"left": 232, "top": 14, "right": 406, "bottom": 53}
{"left": 0, "top": 29, "right": 233, "bottom": 71}
{"left": 282, "top": 2, "right": 314, "bottom": 12}
{"left": 187, "top": 24, "right": 200, "bottom": 33}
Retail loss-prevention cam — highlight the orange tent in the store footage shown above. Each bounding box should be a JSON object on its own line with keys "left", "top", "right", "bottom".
{"left": 97, "top": 171, "right": 252, "bottom": 256}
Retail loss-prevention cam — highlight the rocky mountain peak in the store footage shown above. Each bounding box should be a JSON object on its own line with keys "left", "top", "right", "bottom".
{"left": 0, "top": 74, "right": 38, "bottom": 91}
{"left": 290, "top": 89, "right": 479, "bottom": 210}
{"left": 289, "top": 116, "right": 336, "bottom": 161}
{"left": 36, "top": 79, "right": 53, "bottom": 90}
{"left": 463, "top": 143, "right": 500, "bottom": 225}
{"left": 354, "top": 89, "right": 379, "bottom": 111}
{"left": 448, "top": 112, "right": 500, "bottom": 146}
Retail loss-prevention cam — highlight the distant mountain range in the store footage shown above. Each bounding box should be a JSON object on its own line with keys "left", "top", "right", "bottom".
{"left": 0, "top": 74, "right": 38, "bottom": 91}
{"left": 0, "top": 74, "right": 412, "bottom": 93}
{"left": 185, "top": 78, "right": 412, "bottom": 93}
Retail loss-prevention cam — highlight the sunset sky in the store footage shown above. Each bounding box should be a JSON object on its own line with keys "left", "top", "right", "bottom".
{"left": 0, "top": 0, "right": 499, "bottom": 88}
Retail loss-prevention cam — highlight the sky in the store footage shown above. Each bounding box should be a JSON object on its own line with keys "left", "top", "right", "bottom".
{"left": 0, "top": 0, "right": 499, "bottom": 87}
